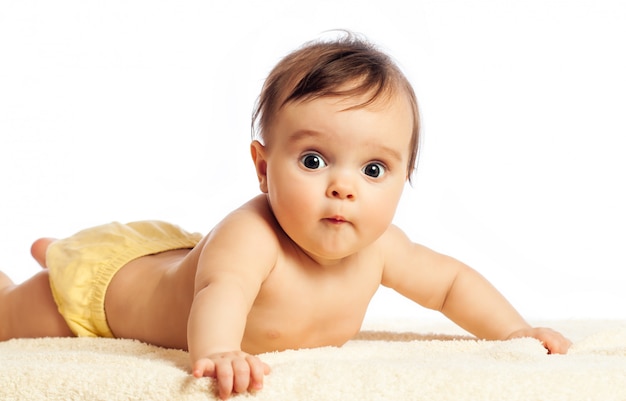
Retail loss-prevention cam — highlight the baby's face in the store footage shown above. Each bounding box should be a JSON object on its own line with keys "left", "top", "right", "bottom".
{"left": 258, "top": 91, "right": 413, "bottom": 264}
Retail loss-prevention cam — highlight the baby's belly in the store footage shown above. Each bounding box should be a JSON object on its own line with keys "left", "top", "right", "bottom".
{"left": 105, "top": 249, "right": 194, "bottom": 349}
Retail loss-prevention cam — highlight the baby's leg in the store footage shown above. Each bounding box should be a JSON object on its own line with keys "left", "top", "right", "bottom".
{"left": 0, "top": 270, "right": 73, "bottom": 341}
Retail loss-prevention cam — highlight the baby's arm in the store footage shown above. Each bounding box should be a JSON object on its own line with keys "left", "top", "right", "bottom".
{"left": 433, "top": 260, "right": 571, "bottom": 353}
{"left": 188, "top": 281, "right": 270, "bottom": 399}
{"left": 187, "top": 208, "right": 276, "bottom": 399}
{"left": 380, "top": 226, "right": 571, "bottom": 354}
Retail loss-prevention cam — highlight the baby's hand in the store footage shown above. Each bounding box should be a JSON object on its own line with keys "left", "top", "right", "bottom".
{"left": 192, "top": 351, "right": 271, "bottom": 400}
{"left": 506, "top": 327, "right": 572, "bottom": 354}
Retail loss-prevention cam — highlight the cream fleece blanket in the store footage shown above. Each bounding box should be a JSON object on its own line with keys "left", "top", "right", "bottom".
{"left": 1, "top": 319, "right": 625, "bottom": 401}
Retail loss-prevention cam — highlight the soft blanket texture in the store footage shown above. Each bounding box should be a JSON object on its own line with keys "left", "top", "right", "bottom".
{"left": 1, "top": 319, "right": 625, "bottom": 401}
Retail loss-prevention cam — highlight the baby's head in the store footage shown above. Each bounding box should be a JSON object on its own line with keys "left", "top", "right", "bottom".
{"left": 252, "top": 32, "right": 420, "bottom": 181}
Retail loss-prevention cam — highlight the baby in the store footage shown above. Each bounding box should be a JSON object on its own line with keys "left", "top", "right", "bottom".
{"left": 0, "top": 33, "right": 571, "bottom": 400}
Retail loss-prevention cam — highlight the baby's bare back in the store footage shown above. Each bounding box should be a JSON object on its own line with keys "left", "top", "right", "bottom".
{"left": 104, "top": 234, "right": 382, "bottom": 353}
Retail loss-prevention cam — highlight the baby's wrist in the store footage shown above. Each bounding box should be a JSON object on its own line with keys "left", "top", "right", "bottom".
{"left": 504, "top": 325, "right": 534, "bottom": 340}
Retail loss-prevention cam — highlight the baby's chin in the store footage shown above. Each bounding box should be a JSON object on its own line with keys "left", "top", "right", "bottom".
{"left": 294, "top": 241, "right": 366, "bottom": 267}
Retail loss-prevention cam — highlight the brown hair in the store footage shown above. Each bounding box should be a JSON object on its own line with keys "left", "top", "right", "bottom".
{"left": 251, "top": 32, "right": 420, "bottom": 180}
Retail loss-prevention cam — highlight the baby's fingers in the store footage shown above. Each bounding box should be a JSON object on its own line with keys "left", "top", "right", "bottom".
{"left": 507, "top": 327, "right": 572, "bottom": 354}
{"left": 245, "top": 354, "right": 271, "bottom": 392}
{"left": 192, "top": 353, "right": 270, "bottom": 399}
{"left": 226, "top": 355, "right": 271, "bottom": 396}
{"left": 192, "top": 358, "right": 234, "bottom": 400}
{"left": 537, "top": 329, "right": 572, "bottom": 354}
{"left": 192, "top": 358, "right": 216, "bottom": 379}
{"left": 214, "top": 359, "right": 236, "bottom": 400}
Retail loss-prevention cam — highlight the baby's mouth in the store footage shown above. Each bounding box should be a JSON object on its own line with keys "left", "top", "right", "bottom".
{"left": 324, "top": 216, "right": 348, "bottom": 224}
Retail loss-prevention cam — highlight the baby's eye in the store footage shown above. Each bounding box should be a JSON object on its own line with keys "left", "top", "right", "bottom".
{"left": 362, "top": 162, "right": 386, "bottom": 178}
{"left": 300, "top": 153, "right": 327, "bottom": 170}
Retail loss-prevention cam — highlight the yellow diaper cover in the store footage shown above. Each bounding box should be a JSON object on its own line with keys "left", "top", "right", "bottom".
{"left": 46, "top": 220, "right": 203, "bottom": 337}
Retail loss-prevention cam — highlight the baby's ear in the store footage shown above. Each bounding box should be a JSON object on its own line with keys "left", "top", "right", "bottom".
{"left": 250, "top": 140, "right": 269, "bottom": 193}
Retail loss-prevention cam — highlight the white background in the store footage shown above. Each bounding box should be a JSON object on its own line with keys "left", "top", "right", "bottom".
{"left": 1, "top": 1, "right": 624, "bottom": 322}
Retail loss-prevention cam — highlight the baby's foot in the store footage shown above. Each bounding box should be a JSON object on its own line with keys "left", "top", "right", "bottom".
{"left": 30, "top": 238, "right": 57, "bottom": 268}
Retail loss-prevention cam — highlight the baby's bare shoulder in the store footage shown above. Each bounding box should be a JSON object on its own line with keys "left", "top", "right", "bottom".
{"left": 213, "top": 196, "right": 281, "bottom": 241}
{"left": 194, "top": 196, "right": 282, "bottom": 286}
{"left": 375, "top": 224, "right": 414, "bottom": 252}
{"left": 377, "top": 224, "right": 443, "bottom": 280}
{"left": 235, "top": 195, "right": 277, "bottom": 223}
{"left": 202, "top": 195, "right": 284, "bottom": 264}
{"left": 377, "top": 224, "right": 439, "bottom": 255}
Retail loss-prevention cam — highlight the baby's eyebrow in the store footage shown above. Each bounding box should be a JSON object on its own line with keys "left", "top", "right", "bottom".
{"left": 288, "top": 129, "right": 403, "bottom": 163}
{"left": 374, "top": 144, "right": 403, "bottom": 163}
{"left": 287, "top": 129, "right": 325, "bottom": 143}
